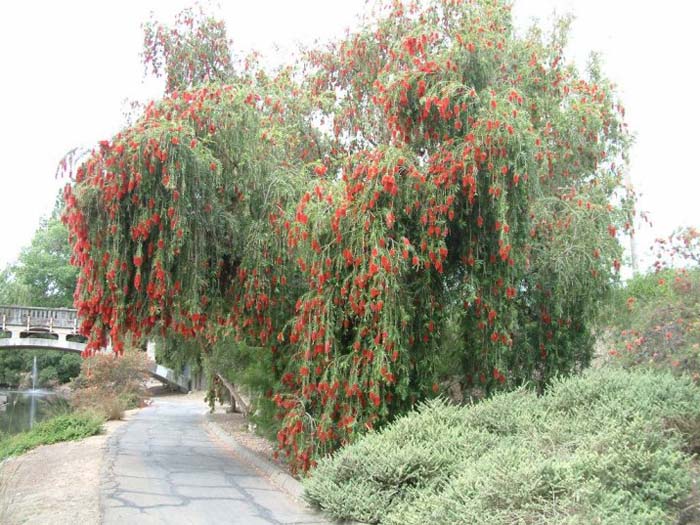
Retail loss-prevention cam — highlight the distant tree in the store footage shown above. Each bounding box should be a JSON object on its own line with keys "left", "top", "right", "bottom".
{"left": 142, "top": 6, "right": 234, "bottom": 93}
{"left": 0, "top": 194, "right": 77, "bottom": 308}
{"left": 653, "top": 226, "right": 700, "bottom": 271}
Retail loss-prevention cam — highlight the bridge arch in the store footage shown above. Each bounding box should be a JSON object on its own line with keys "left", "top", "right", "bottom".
{"left": 1, "top": 304, "right": 191, "bottom": 392}
{"left": 0, "top": 336, "right": 85, "bottom": 354}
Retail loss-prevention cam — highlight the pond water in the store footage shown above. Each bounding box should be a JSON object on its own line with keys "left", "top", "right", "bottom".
{"left": 0, "top": 389, "right": 70, "bottom": 436}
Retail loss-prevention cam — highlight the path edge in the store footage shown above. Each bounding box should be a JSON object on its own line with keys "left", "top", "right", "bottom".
{"left": 204, "top": 417, "right": 305, "bottom": 499}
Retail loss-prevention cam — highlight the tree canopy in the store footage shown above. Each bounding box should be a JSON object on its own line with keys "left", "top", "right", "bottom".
{"left": 0, "top": 194, "right": 77, "bottom": 308}
{"left": 63, "top": 0, "right": 632, "bottom": 472}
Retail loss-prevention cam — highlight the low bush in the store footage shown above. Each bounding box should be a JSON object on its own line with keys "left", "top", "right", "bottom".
{"left": 599, "top": 268, "right": 700, "bottom": 381}
{"left": 304, "top": 368, "right": 700, "bottom": 524}
{"left": 71, "top": 387, "right": 128, "bottom": 420}
{"left": 0, "top": 412, "right": 104, "bottom": 461}
{"left": 71, "top": 350, "right": 149, "bottom": 419}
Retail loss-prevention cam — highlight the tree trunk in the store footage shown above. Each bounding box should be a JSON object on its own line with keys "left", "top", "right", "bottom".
{"left": 215, "top": 372, "right": 249, "bottom": 416}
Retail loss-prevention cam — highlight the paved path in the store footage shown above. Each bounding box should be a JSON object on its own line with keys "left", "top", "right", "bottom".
{"left": 101, "top": 398, "right": 328, "bottom": 524}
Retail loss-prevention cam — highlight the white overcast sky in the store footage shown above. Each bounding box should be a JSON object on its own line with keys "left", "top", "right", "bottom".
{"left": 0, "top": 0, "right": 698, "bottom": 271}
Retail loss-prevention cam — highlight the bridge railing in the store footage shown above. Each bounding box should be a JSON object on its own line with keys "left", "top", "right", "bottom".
{"left": 0, "top": 305, "right": 78, "bottom": 332}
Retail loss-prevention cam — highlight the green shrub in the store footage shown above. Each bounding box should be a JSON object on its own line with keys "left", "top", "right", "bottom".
{"left": 0, "top": 412, "right": 104, "bottom": 460}
{"left": 0, "top": 350, "right": 82, "bottom": 388}
{"left": 304, "top": 368, "right": 700, "bottom": 524}
{"left": 38, "top": 365, "right": 58, "bottom": 386}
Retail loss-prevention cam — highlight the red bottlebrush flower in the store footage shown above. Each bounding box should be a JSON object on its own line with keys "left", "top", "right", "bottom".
{"left": 171, "top": 136, "right": 179, "bottom": 145}
{"left": 477, "top": 216, "right": 484, "bottom": 227}
{"left": 381, "top": 255, "right": 391, "bottom": 272}
{"left": 369, "top": 262, "right": 379, "bottom": 276}
{"left": 386, "top": 211, "right": 395, "bottom": 228}
{"left": 314, "top": 165, "right": 328, "bottom": 176}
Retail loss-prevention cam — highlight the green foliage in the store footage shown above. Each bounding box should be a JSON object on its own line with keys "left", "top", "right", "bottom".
{"left": 37, "top": 365, "right": 58, "bottom": 386}
{"left": 202, "top": 336, "right": 280, "bottom": 438}
{"left": 153, "top": 334, "right": 202, "bottom": 377}
{"left": 0, "top": 194, "right": 77, "bottom": 308}
{"left": 0, "top": 350, "right": 81, "bottom": 387}
{"left": 0, "top": 412, "right": 103, "bottom": 461}
{"left": 600, "top": 268, "right": 700, "bottom": 380}
{"left": 304, "top": 368, "right": 700, "bottom": 524}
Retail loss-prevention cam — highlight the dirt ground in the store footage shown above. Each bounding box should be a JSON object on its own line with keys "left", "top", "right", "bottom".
{"left": 207, "top": 410, "right": 280, "bottom": 464}
{"left": 0, "top": 418, "right": 126, "bottom": 525}
{"left": 0, "top": 390, "right": 283, "bottom": 525}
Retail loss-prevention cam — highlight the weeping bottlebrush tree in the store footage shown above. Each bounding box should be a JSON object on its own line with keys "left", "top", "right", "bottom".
{"left": 63, "top": 0, "right": 632, "bottom": 473}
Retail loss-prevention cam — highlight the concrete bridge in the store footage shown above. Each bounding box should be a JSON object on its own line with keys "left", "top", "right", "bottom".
{"left": 0, "top": 305, "right": 190, "bottom": 391}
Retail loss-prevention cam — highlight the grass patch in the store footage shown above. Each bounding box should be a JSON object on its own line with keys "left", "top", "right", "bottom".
{"left": 304, "top": 368, "right": 700, "bottom": 524}
{"left": 0, "top": 412, "right": 104, "bottom": 461}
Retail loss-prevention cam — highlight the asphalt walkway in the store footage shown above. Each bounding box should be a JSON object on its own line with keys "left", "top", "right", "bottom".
{"left": 100, "top": 398, "right": 328, "bottom": 524}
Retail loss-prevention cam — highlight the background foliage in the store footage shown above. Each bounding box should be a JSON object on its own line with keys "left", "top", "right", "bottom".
{"left": 0, "top": 194, "right": 77, "bottom": 308}
{"left": 0, "top": 350, "right": 81, "bottom": 388}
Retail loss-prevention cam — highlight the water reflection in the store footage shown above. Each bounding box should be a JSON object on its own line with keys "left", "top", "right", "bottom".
{"left": 0, "top": 390, "right": 69, "bottom": 435}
